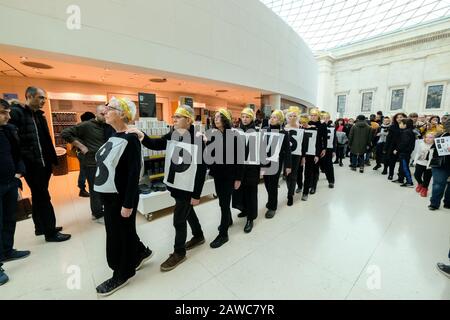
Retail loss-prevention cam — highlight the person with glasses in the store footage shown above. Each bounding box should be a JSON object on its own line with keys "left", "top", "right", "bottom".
{"left": 126, "top": 105, "right": 207, "bottom": 272}
{"left": 94, "top": 98, "right": 152, "bottom": 297}
{"left": 9, "top": 87, "right": 71, "bottom": 242}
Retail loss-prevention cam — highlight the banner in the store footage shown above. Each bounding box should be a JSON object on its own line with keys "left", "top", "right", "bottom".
{"left": 233, "top": 129, "right": 260, "bottom": 165}
{"left": 164, "top": 140, "right": 198, "bottom": 192}
{"left": 303, "top": 129, "right": 317, "bottom": 156}
{"left": 288, "top": 129, "right": 304, "bottom": 156}
{"left": 327, "top": 127, "right": 335, "bottom": 149}
{"left": 263, "top": 131, "right": 284, "bottom": 162}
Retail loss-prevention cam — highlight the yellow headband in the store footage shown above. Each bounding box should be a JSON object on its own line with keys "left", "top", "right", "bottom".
{"left": 174, "top": 106, "right": 194, "bottom": 121}
{"left": 117, "top": 98, "right": 132, "bottom": 121}
{"left": 217, "top": 108, "right": 232, "bottom": 122}
{"left": 272, "top": 110, "right": 285, "bottom": 123}
{"left": 241, "top": 108, "right": 255, "bottom": 120}
{"left": 287, "top": 106, "right": 301, "bottom": 116}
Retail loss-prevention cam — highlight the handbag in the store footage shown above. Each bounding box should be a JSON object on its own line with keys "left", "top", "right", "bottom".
{"left": 16, "top": 190, "right": 32, "bottom": 222}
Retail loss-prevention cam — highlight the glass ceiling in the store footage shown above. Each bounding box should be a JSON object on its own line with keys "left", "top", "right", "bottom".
{"left": 260, "top": 0, "right": 450, "bottom": 51}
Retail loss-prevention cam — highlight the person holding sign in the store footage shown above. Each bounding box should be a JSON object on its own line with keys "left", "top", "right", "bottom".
{"left": 127, "top": 105, "right": 207, "bottom": 271}
{"left": 262, "top": 110, "right": 292, "bottom": 219}
{"left": 303, "top": 108, "right": 327, "bottom": 197}
{"left": 319, "top": 111, "right": 337, "bottom": 189}
{"left": 94, "top": 97, "right": 152, "bottom": 297}
{"left": 295, "top": 115, "right": 310, "bottom": 194}
{"left": 232, "top": 108, "right": 260, "bottom": 233}
{"left": 206, "top": 108, "right": 243, "bottom": 248}
{"left": 285, "top": 106, "right": 302, "bottom": 206}
{"left": 428, "top": 119, "right": 450, "bottom": 211}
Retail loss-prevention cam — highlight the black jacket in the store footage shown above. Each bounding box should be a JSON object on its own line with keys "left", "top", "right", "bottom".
{"left": 303, "top": 121, "right": 328, "bottom": 157}
{"left": 9, "top": 104, "right": 57, "bottom": 167}
{"left": 206, "top": 129, "right": 244, "bottom": 181}
{"left": 261, "top": 124, "right": 292, "bottom": 169}
{"left": 141, "top": 125, "right": 207, "bottom": 200}
{"left": 1, "top": 124, "right": 26, "bottom": 175}
{"left": 238, "top": 122, "right": 261, "bottom": 186}
{"left": 398, "top": 128, "right": 416, "bottom": 155}
{"left": 384, "top": 125, "right": 401, "bottom": 155}
{"left": 430, "top": 132, "right": 450, "bottom": 169}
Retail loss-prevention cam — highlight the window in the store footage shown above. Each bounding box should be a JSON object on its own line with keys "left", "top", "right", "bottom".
{"left": 390, "top": 88, "right": 405, "bottom": 111}
{"left": 361, "top": 92, "right": 373, "bottom": 112}
{"left": 337, "top": 95, "right": 346, "bottom": 113}
{"left": 425, "top": 85, "right": 444, "bottom": 109}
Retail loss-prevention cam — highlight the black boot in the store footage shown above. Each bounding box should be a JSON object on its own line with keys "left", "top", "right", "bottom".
{"left": 244, "top": 220, "right": 253, "bottom": 233}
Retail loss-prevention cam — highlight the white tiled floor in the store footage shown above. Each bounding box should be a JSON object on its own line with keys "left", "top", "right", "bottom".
{"left": 2, "top": 163, "right": 450, "bottom": 300}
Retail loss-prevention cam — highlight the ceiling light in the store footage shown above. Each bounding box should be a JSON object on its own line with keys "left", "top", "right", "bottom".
{"left": 21, "top": 61, "right": 53, "bottom": 69}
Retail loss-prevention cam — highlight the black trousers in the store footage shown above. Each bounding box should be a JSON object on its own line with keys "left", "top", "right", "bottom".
{"left": 263, "top": 161, "right": 283, "bottom": 211}
{"left": 24, "top": 165, "right": 57, "bottom": 237}
{"left": 173, "top": 198, "right": 204, "bottom": 256}
{"left": 286, "top": 155, "right": 301, "bottom": 197}
{"left": 336, "top": 145, "right": 345, "bottom": 162}
{"left": 319, "top": 150, "right": 335, "bottom": 184}
{"left": 102, "top": 193, "right": 146, "bottom": 281}
{"left": 0, "top": 181, "right": 18, "bottom": 260}
{"left": 233, "top": 184, "right": 258, "bottom": 221}
{"left": 85, "top": 166, "right": 104, "bottom": 218}
{"left": 414, "top": 164, "right": 432, "bottom": 188}
{"left": 303, "top": 156, "right": 318, "bottom": 196}
{"left": 388, "top": 153, "right": 401, "bottom": 178}
{"left": 375, "top": 143, "right": 387, "bottom": 167}
{"left": 296, "top": 164, "right": 304, "bottom": 189}
{"left": 214, "top": 178, "right": 234, "bottom": 236}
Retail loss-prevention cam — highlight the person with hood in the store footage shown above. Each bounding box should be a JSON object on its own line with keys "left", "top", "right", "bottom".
{"left": 127, "top": 105, "right": 207, "bottom": 271}
{"left": 262, "top": 110, "right": 292, "bottom": 219}
{"left": 233, "top": 108, "right": 261, "bottom": 233}
{"left": 395, "top": 119, "right": 416, "bottom": 187}
{"left": 384, "top": 113, "right": 407, "bottom": 181}
{"left": 349, "top": 115, "right": 372, "bottom": 173}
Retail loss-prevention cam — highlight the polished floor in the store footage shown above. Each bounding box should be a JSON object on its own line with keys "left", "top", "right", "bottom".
{"left": 1, "top": 162, "right": 450, "bottom": 300}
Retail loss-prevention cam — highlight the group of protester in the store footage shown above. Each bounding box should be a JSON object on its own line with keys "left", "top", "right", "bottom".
{"left": 0, "top": 86, "right": 448, "bottom": 297}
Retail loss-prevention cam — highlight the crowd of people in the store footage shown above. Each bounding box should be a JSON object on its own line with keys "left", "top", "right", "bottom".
{"left": 0, "top": 86, "right": 449, "bottom": 297}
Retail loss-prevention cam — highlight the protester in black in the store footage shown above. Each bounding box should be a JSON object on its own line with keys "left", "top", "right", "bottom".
{"left": 306, "top": 109, "right": 327, "bottom": 195}
{"left": 319, "top": 112, "right": 337, "bottom": 188}
{"left": 384, "top": 113, "right": 407, "bottom": 181}
{"left": 284, "top": 107, "right": 302, "bottom": 206}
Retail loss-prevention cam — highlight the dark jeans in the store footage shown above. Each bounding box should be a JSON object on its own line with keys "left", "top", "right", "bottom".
{"left": 24, "top": 165, "right": 57, "bottom": 237}
{"left": 263, "top": 161, "right": 283, "bottom": 211}
{"left": 287, "top": 155, "right": 301, "bottom": 197}
{"left": 430, "top": 167, "right": 450, "bottom": 208}
{"left": 173, "top": 198, "right": 204, "bottom": 256}
{"left": 336, "top": 145, "right": 345, "bottom": 162}
{"left": 319, "top": 150, "right": 335, "bottom": 184}
{"left": 85, "top": 166, "right": 104, "bottom": 218}
{"left": 351, "top": 154, "right": 365, "bottom": 168}
{"left": 399, "top": 154, "right": 412, "bottom": 184}
{"left": 102, "top": 193, "right": 146, "bottom": 281}
{"left": 388, "top": 153, "right": 401, "bottom": 177}
{"left": 78, "top": 165, "right": 87, "bottom": 190}
{"left": 414, "top": 164, "right": 432, "bottom": 188}
{"left": 296, "top": 164, "right": 304, "bottom": 189}
{"left": 214, "top": 178, "right": 233, "bottom": 237}
{"left": 375, "top": 143, "right": 387, "bottom": 166}
{"left": 0, "top": 181, "right": 18, "bottom": 260}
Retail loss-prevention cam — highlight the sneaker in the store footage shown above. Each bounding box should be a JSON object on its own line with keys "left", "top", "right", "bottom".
{"left": 329, "top": 183, "right": 334, "bottom": 189}
{"left": 437, "top": 263, "right": 450, "bottom": 278}
{"left": 416, "top": 184, "right": 423, "bottom": 193}
{"left": 210, "top": 235, "right": 229, "bottom": 249}
{"left": 359, "top": 167, "right": 364, "bottom": 173}
{"left": 428, "top": 205, "right": 439, "bottom": 211}
{"left": 0, "top": 250, "right": 31, "bottom": 263}
{"left": 237, "top": 212, "right": 247, "bottom": 218}
{"left": 420, "top": 188, "right": 428, "bottom": 197}
{"left": 381, "top": 169, "right": 388, "bottom": 175}
{"left": 287, "top": 196, "right": 293, "bottom": 206}
{"left": 339, "top": 162, "right": 343, "bottom": 167}
{"left": 136, "top": 247, "right": 154, "bottom": 271}
{"left": 244, "top": 220, "right": 253, "bottom": 233}
{"left": 400, "top": 183, "right": 414, "bottom": 188}
{"left": 301, "top": 194, "right": 308, "bottom": 201}
{"left": 296, "top": 187, "right": 302, "bottom": 194}
{"left": 0, "top": 265, "right": 9, "bottom": 286}
{"left": 79, "top": 189, "right": 90, "bottom": 198}
{"left": 160, "top": 253, "right": 186, "bottom": 272}
{"left": 265, "top": 210, "right": 276, "bottom": 219}
{"left": 185, "top": 236, "right": 205, "bottom": 251}
{"left": 96, "top": 277, "right": 129, "bottom": 297}
{"left": 392, "top": 179, "right": 404, "bottom": 183}
{"left": 388, "top": 175, "right": 393, "bottom": 180}
{"left": 309, "top": 187, "right": 316, "bottom": 194}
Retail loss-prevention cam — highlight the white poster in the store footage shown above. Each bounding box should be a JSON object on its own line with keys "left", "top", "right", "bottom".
{"left": 327, "top": 127, "right": 335, "bottom": 149}
{"left": 435, "top": 136, "right": 450, "bottom": 156}
{"left": 288, "top": 129, "right": 304, "bottom": 156}
{"left": 164, "top": 140, "right": 198, "bottom": 192}
{"left": 94, "top": 137, "right": 128, "bottom": 193}
{"left": 303, "top": 129, "right": 317, "bottom": 156}
{"left": 263, "top": 131, "right": 284, "bottom": 162}
{"left": 233, "top": 129, "right": 260, "bottom": 165}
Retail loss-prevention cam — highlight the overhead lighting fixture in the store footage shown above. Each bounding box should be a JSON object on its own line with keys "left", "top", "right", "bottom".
{"left": 21, "top": 61, "right": 53, "bottom": 69}
{"left": 149, "top": 78, "right": 167, "bottom": 83}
